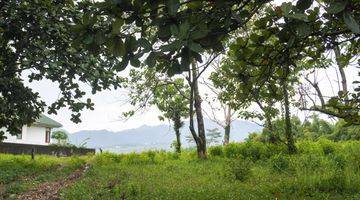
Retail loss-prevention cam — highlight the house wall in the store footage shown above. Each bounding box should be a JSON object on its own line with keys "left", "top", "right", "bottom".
{"left": 1, "top": 126, "right": 50, "bottom": 146}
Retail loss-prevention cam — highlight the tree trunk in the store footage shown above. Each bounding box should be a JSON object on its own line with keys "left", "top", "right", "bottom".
{"left": 223, "top": 125, "right": 230, "bottom": 145}
{"left": 282, "top": 68, "right": 297, "bottom": 154}
{"left": 223, "top": 105, "right": 231, "bottom": 145}
{"left": 174, "top": 127, "right": 181, "bottom": 153}
{"left": 173, "top": 114, "right": 182, "bottom": 153}
{"left": 192, "top": 63, "right": 207, "bottom": 158}
{"left": 266, "top": 115, "right": 278, "bottom": 143}
{"left": 334, "top": 45, "right": 348, "bottom": 102}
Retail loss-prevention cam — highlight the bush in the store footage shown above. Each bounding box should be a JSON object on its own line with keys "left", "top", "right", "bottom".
{"left": 225, "top": 158, "right": 253, "bottom": 182}
{"left": 209, "top": 146, "right": 223, "bottom": 157}
{"left": 223, "top": 143, "right": 242, "bottom": 158}
{"left": 270, "top": 154, "right": 290, "bottom": 172}
{"left": 318, "top": 139, "right": 337, "bottom": 155}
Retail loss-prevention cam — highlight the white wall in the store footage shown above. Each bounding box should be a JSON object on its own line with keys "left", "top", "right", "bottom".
{"left": 1, "top": 126, "right": 50, "bottom": 145}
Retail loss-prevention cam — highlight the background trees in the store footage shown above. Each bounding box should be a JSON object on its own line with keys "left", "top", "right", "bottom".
{"left": 51, "top": 130, "right": 69, "bottom": 145}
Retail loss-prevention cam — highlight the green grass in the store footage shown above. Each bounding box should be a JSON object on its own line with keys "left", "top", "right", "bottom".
{"left": 60, "top": 140, "right": 360, "bottom": 200}
{"left": 0, "top": 154, "right": 89, "bottom": 199}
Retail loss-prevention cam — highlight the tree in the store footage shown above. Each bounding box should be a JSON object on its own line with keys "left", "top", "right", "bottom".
{"left": 51, "top": 130, "right": 69, "bottom": 145}
{"left": 75, "top": 0, "right": 268, "bottom": 158}
{"left": 123, "top": 67, "right": 189, "bottom": 153}
{"left": 206, "top": 128, "right": 222, "bottom": 146}
{"left": 0, "top": 0, "right": 124, "bottom": 139}
{"left": 212, "top": 0, "right": 359, "bottom": 153}
{"left": 203, "top": 57, "right": 239, "bottom": 145}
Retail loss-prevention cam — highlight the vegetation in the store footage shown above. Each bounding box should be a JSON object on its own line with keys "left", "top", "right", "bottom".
{"left": 0, "top": 0, "right": 359, "bottom": 198}
{"left": 0, "top": 154, "right": 88, "bottom": 199}
{"left": 58, "top": 140, "right": 360, "bottom": 199}
{"left": 51, "top": 130, "right": 69, "bottom": 145}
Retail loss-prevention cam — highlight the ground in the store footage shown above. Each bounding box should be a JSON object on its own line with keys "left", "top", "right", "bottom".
{"left": 1, "top": 140, "right": 360, "bottom": 200}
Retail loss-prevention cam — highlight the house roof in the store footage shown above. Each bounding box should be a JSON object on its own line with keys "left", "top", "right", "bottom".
{"left": 33, "top": 114, "right": 62, "bottom": 128}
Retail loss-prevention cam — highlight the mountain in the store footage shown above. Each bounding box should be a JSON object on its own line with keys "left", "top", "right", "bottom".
{"left": 68, "top": 119, "right": 262, "bottom": 153}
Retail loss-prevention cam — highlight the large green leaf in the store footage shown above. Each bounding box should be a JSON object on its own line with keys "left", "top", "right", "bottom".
{"left": 296, "top": 0, "right": 313, "bottom": 11}
{"left": 287, "top": 13, "right": 309, "bottom": 21}
{"left": 167, "top": 0, "right": 179, "bottom": 16}
{"left": 343, "top": 11, "right": 360, "bottom": 34}
{"left": 188, "top": 41, "right": 203, "bottom": 53}
{"left": 296, "top": 22, "right": 312, "bottom": 37}
{"left": 281, "top": 2, "right": 293, "bottom": 16}
{"left": 326, "top": 1, "right": 347, "bottom": 14}
{"left": 111, "top": 18, "right": 124, "bottom": 34}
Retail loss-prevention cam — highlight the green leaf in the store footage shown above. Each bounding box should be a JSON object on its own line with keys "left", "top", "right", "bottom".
{"left": 170, "top": 24, "right": 179, "bottom": 36}
{"left": 161, "top": 40, "right": 182, "bottom": 52}
{"left": 130, "top": 57, "right": 141, "bottom": 67}
{"left": 188, "top": 41, "right": 203, "bottom": 53}
{"left": 113, "top": 36, "right": 125, "bottom": 57}
{"left": 112, "top": 18, "right": 124, "bottom": 34}
{"left": 343, "top": 11, "right": 360, "bottom": 34}
{"left": 287, "top": 13, "right": 309, "bottom": 21}
{"left": 281, "top": 2, "right": 293, "bottom": 16}
{"left": 115, "top": 61, "right": 127, "bottom": 71}
{"left": 167, "top": 0, "right": 179, "bottom": 16}
{"left": 179, "top": 21, "right": 190, "bottom": 39}
{"left": 94, "top": 32, "right": 105, "bottom": 45}
{"left": 83, "top": 34, "right": 93, "bottom": 45}
{"left": 191, "top": 26, "right": 209, "bottom": 40}
{"left": 296, "top": 22, "right": 312, "bottom": 37}
{"left": 296, "top": 0, "right": 313, "bottom": 11}
{"left": 326, "top": 1, "right": 347, "bottom": 14}
{"left": 138, "top": 38, "right": 152, "bottom": 51}
{"left": 125, "top": 36, "right": 137, "bottom": 52}
{"left": 146, "top": 52, "right": 156, "bottom": 67}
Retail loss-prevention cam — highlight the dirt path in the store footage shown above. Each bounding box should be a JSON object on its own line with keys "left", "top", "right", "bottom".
{"left": 16, "top": 164, "right": 90, "bottom": 200}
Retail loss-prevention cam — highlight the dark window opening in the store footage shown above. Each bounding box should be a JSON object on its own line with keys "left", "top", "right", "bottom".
{"left": 45, "top": 128, "right": 51, "bottom": 143}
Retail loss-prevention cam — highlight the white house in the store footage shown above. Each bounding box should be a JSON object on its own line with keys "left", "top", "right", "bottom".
{"left": 1, "top": 114, "right": 62, "bottom": 145}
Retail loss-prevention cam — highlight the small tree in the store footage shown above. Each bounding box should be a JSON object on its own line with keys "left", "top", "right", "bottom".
{"left": 206, "top": 128, "right": 222, "bottom": 146}
{"left": 51, "top": 130, "right": 68, "bottom": 145}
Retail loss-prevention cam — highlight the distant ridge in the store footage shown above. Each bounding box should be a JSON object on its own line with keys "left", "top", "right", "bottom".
{"left": 68, "top": 118, "right": 262, "bottom": 153}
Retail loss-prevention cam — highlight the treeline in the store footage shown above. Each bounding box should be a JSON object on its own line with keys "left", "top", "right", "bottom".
{"left": 248, "top": 114, "right": 360, "bottom": 143}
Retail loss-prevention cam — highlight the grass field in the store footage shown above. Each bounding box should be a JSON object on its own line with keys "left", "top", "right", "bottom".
{"left": 60, "top": 139, "right": 360, "bottom": 200}
{"left": 1, "top": 139, "right": 360, "bottom": 200}
{"left": 0, "top": 154, "right": 88, "bottom": 199}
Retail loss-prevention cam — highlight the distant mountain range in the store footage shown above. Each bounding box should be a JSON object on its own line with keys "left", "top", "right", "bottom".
{"left": 68, "top": 118, "right": 262, "bottom": 153}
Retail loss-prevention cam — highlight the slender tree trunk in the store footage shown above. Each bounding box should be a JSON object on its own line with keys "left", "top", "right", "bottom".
{"left": 174, "top": 127, "right": 181, "bottom": 153}
{"left": 223, "top": 106, "right": 231, "bottom": 145}
{"left": 223, "top": 125, "right": 230, "bottom": 145}
{"left": 173, "top": 114, "right": 182, "bottom": 153}
{"left": 192, "top": 63, "right": 207, "bottom": 158}
{"left": 266, "top": 115, "right": 278, "bottom": 143}
{"left": 334, "top": 45, "right": 348, "bottom": 102}
{"left": 282, "top": 67, "right": 297, "bottom": 153}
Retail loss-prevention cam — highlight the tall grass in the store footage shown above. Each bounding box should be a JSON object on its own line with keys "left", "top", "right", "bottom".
{"left": 61, "top": 140, "right": 360, "bottom": 200}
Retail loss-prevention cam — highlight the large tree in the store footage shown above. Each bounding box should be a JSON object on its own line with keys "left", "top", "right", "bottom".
{"left": 74, "top": 0, "right": 267, "bottom": 158}
{"left": 0, "top": 0, "right": 123, "bottom": 139}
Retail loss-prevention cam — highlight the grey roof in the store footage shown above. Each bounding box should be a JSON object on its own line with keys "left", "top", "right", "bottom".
{"left": 33, "top": 114, "right": 62, "bottom": 128}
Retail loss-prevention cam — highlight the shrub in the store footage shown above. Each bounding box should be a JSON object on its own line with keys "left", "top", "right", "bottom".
{"left": 318, "top": 139, "right": 337, "bottom": 155}
{"left": 225, "top": 158, "right": 252, "bottom": 182}
{"left": 270, "top": 154, "right": 290, "bottom": 172}
{"left": 223, "top": 143, "right": 242, "bottom": 158}
{"left": 209, "top": 146, "right": 223, "bottom": 157}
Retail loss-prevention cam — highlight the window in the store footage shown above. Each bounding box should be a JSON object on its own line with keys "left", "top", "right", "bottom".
{"left": 16, "top": 132, "right": 22, "bottom": 140}
{"left": 45, "top": 128, "right": 51, "bottom": 143}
